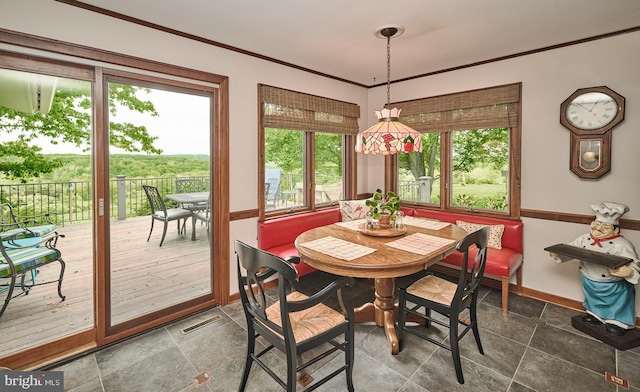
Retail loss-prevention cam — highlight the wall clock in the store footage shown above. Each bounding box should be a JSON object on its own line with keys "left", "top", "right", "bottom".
{"left": 560, "top": 86, "right": 625, "bottom": 178}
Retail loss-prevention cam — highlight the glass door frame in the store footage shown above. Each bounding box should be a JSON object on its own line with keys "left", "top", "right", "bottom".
{"left": 99, "top": 69, "right": 222, "bottom": 339}
{"left": 0, "top": 30, "right": 230, "bottom": 367}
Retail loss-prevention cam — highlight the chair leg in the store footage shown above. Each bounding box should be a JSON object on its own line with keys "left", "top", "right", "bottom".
{"left": 285, "top": 346, "right": 296, "bottom": 392}
{"left": 470, "top": 302, "right": 483, "bottom": 355}
{"left": 0, "top": 276, "right": 17, "bottom": 320}
{"left": 147, "top": 218, "right": 155, "bottom": 242}
{"left": 346, "top": 325, "right": 355, "bottom": 392}
{"left": 159, "top": 221, "right": 169, "bottom": 247}
{"left": 238, "top": 327, "right": 256, "bottom": 392}
{"left": 397, "top": 290, "right": 406, "bottom": 351}
{"left": 501, "top": 277, "right": 509, "bottom": 317}
{"left": 56, "top": 258, "right": 66, "bottom": 301}
{"left": 449, "top": 319, "right": 464, "bottom": 384}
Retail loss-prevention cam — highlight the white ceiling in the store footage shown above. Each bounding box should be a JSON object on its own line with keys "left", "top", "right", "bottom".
{"left": 75, "top": 0, "right": 640, "bottom": 86}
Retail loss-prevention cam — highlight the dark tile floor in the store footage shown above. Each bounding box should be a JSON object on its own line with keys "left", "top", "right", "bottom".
{"left": 52, "top": 271, "right": 640, "bottom": 392}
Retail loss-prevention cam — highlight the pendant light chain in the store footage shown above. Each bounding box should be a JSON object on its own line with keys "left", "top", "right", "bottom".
{"left": 386, "top": 34, "right": 391, "bottom": 108}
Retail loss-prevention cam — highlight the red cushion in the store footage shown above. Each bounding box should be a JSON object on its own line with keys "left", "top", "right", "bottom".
{"left": 408, "top": 209, "right": 523, "bottom": 254}
{"left": 442, "top": 247, "right": 523, "bottom": 278}
{"left": 257, "top": 208, "right": 341, "bottom": 277}
{"left": 258, "top": 208, "right": 340, "bottom": 250}
{"left": 262, "top": 244, "right": 316, "bottom": 277}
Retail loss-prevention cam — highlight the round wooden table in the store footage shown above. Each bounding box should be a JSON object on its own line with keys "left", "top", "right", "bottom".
{"left": 295, "top": 222, "right": 467, "bottom": 354}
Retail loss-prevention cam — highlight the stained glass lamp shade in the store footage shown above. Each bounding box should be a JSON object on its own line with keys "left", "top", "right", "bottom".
{"left": 356, "top": 108, "right": 422, "bottom": 154}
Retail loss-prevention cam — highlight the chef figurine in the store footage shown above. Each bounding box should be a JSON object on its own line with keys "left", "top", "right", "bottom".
{"left": 551, "top": 202, "right": 640, "bottom": 336}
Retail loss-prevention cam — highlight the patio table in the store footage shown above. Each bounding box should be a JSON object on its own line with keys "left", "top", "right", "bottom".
{"left": 166, "top": 192, "right": 210, "bottom": 240}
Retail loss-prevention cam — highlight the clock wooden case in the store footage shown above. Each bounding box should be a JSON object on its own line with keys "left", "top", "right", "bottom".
{"left": 560, "top": 86, "right": 625, "bottom": 179}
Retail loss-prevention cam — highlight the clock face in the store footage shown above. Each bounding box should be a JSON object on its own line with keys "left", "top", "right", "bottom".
{"left": 566, "top": 92, "right": 618, "bottom": 130}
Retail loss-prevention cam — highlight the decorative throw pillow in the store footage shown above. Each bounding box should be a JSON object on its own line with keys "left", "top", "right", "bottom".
{"left": 339, "top": 200, "right": 371, "bottom": 221}
{"left": 456, "top": 220, "right": 504, "bottom": 250}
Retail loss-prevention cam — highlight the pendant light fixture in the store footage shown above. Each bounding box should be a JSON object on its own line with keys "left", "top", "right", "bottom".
{"left": 355, "top": 25, "right": 422, "bottom": 155}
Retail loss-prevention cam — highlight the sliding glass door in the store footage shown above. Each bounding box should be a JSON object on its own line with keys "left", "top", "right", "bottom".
{"left": 0, "top": 57, "right": 96, "bottom": 365}
{"left": 104, "top": 74, "right": 215, "bottom": 331}
{"left": 0, "top": 46, "right": 226, "bottom": 368}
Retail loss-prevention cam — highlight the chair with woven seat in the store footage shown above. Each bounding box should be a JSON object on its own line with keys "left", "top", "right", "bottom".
{"left": 142, "top": 185, "right": 192, "bottom": 247}
{"left": 235, "top": 240, "right": 355, "bottom": 392}
{"left": 397, "top": 227, "right": 489, "bottom": 385}
{"left": 0, "top": 230, "right": 66, "bottom": 320}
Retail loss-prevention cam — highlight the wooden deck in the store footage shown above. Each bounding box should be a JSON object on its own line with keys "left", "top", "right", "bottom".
{"left": 0, "top": 215, "right": 212, "bottom": 357}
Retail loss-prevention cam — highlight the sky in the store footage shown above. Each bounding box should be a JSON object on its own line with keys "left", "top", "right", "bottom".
{"left": 4, "top": 85, "right": 211, "bottom": 156}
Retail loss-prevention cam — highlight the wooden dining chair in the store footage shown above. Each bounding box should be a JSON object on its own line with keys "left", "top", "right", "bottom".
{"left": 142, "top": 185, "right": 192, "bottom": 246}
{"left": 235, "top": 240, "right": 356, "bottom": 392}
{"left": 397, "top": 227, "right": 489, "bottom": 384}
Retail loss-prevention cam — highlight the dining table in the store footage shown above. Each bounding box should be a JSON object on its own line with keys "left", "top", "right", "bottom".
{"left": 294, "top": 217, "right": 468, "bottom": 355}
{"left": 165, "top": 192, "right": 210, "bottom": 240}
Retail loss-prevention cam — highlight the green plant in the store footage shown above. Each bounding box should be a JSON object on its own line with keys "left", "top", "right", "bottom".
{"left": 366, "top": 189, "right": 401, "bottom": 220}
{"left": 455, "top": 193, "right": 477, "bottom": 207}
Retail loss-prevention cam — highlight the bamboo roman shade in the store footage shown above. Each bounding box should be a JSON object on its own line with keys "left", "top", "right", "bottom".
{"left": 260, "top": 84, "right": 360, "bottom": 135}
{"left": 396, "top": 83, "right": 521, "bottom": 133}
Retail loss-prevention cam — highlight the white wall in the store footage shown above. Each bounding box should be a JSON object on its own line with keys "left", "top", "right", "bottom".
{"left": 3, "top": 1, "right": 640, "bottom": 311}
{"left": 380, "top": 31, "right": 640, "bottom": 312}
{"left": 1, "top": 0, "right": 368, "bottom": 297}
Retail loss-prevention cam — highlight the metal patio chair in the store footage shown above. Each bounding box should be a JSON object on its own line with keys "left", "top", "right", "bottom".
{"left": 0, "top": 229, "right": 66, "bottom": 320}
{"left": 142, "top": 185, "right": 192, "bottom": 246}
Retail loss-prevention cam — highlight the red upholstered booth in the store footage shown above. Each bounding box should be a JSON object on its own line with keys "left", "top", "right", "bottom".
{"left": 257, "top": 208, "right": 341, "bottom": 277}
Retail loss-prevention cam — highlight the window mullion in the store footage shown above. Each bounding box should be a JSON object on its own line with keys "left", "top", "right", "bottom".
{"left": 304, "top": 131, "right": 315, "bottom": 210}
{"left": 441, "top": 131, "right": 452, "bottom": 210}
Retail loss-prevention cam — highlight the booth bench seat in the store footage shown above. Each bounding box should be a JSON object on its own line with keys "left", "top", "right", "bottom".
{"left": 258, "top": 206, "right": 523, "bottom": 316}
{"left": 257, "top": 208, "right": 341, "bottom": 277}
{"left": 402, "top": 208, "right": 523, "bottom": 316}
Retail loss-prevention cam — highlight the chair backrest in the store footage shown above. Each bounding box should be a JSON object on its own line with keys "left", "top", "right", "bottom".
{"left": 265, "top": 177, "right": 280, "bottom": 199}
{"left": 176, "top": 178, "right": 203, "bottom": 193}
{"left": 0, "top": 204, "right": 19, "bottom": 232}
{"left": 142, "top": 185, "right": 168, "bottom": 215}
{"left": 452, "top": 227, "right": 489, "bottom": 308}
{"left": 235, "top": 240, "right": 299, "bottom": 341}
{"left": 264, "top": 182, "right": 271, "bottom": 198}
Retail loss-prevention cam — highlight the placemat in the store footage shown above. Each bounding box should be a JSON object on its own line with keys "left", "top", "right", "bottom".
{"left": 385, "top": 232, "right": 456, "bottom": 255}
{"left": 334, "top": 219, "right": 366, "bottom": 231}
{"left": 403, "top": 216, "right": 451, "bottom": 230}
{"left": 298, "top": 236, "right": 376, "bottom": 261}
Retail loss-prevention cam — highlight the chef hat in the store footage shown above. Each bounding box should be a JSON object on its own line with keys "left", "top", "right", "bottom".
{"left": 591, "top": 201, "right": 629, "bottom": 225}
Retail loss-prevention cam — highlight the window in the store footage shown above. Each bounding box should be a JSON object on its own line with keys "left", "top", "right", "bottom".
{"left": 394, "top": 83, "right": 521, "bottom": 218}
{"left": 259, "top": 85, "right": 359, "bottom": 217}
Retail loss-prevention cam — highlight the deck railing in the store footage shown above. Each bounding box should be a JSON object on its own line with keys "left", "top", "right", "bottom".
{"left": 0, "top": 175, "right": 208, "bottom": 226}
{"left": 1, "top": 174, "right": 430, "bottom": 226}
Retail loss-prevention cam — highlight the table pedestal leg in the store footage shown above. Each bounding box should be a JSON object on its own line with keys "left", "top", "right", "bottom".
{"left": 353, "top": 277, "right": 399, "bottom": 354}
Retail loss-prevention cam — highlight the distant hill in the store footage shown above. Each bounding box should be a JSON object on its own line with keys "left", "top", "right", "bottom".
{"left": 11, "top": 154, "right": 210, "bottom": 183}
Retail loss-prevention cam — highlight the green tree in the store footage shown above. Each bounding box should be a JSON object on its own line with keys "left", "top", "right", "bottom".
{"left": 452, "top": 128, "right": 508, "bottom": 173}
{"left": 400, "top": 128, "right": 508, "bottom": 184}
{"left": 264, "top": 129, "right": 343, "bottom": 179}
{"left": 0, "top": 82, "right": 160, "bottom": 181}
{"left": 399, "top": 132, "right": 440, "bottom": 180}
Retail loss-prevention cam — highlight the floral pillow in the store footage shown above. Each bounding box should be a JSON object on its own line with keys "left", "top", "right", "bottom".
{"left": 339, "top": 200, "right": 371, "bottom": 221}
{"left": 456, "top": 220, "right": 504, "bottom": 250}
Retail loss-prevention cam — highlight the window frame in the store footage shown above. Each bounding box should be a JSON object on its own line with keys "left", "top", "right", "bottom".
{"left": 389, "top": 83, "right": 522, "bottom": 219}
{"left": 258, "top": 85, "right": 358, "bottom": 220}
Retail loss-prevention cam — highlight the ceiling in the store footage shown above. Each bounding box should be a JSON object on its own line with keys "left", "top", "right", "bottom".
{"left": 70, "top": 0, "right": 640, "bottom": 87}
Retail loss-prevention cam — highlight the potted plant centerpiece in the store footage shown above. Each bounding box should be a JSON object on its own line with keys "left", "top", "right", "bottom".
{"left": 366, "top": 189, "right": 401, "bottom": 228}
